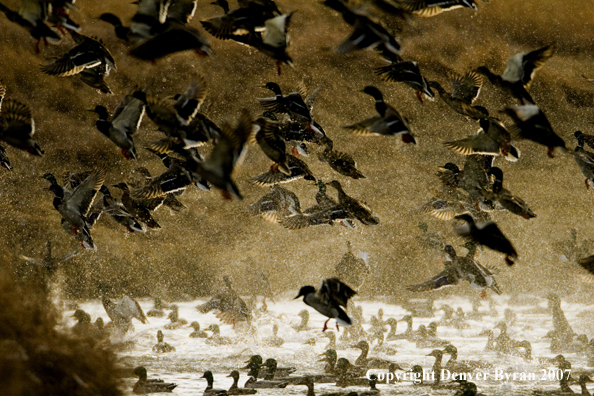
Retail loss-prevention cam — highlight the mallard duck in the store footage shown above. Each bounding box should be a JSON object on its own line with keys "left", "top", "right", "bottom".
{"left": 244, "top": 355, "right": 297, "bottom": 379}
{"left": 227, "top": 371, "right": 257, "bottom": 395}
{"left": 426, "top": 349, "right": 444, "bottom": 385}
{"left": 258, "top": 82, "right": 316, "bottom": 127}
{"left": 189, "top": 321, "right": 208, "bottom": 338}
{"left": 400, "top": 0, "right": 480, "bottom": 17}
{"left": 248, "top": 185, "right": 300, "bottom": 223}
{"left": 295, "top": 278, "right": 357, "bottom": 332}
{"left": 445, "top": 117, "right": 519, "bottom": 161}
{"left": 243, "top": 362, "right": 289, "bottom": 388}
{"left": 130, "top": 154, "right": 197, "bottom": 199}
{"left": 327, "top": 180, "right": 379, "bottom": 226}
{"left": 202, "top": 371, "right": 228, "bottom": 395}
{"left": 408, "top": 245, "right": 501, "bottom": 294}
{"left": 352, "top": 340, "right": 394, "bottom": 368}
{"left": 113, "top": 182, "right": 162, "bottom": 229}
{"left": 250, "top": 13, "right": 294, "bottom": 75}
{"left": 0, "top": 99, "right": 44, "bottom": 157}
{"left": 0, "top": 1, "right": 61, "bottom": 52}
{"left": 344, "top": 86, "right": 414, "bottom": 144}
{"left": 375, "top": 52, "right": 433, "bottom": 103}
{"left": 182, "top": 109, "right": 252, "bottom": 200}
{"left": 251, "top": 153, "right": 316, "bottom": 186}
{"left": 572, "top": 131, "right": 594, "bottom": 188}
{"left": 41, "top": 32, "right": 116, "bottom": 92}
{"left": 101, "top": 294, "right": 148, "bottom": 335}
{"left": 97, "top": 187, "right": 145, "bottom": 233}
{"left": 476, "top": 44, "right": 555, "bottom": 104}
{"left": 147, "top": 297, "right": 167, "bottom": 317}
{"left": 252, "top": 117, "right": 290, "bottom": 175}
{"left": 371, "top": 330, "right": 397, "bottom": 355}
{"left": 503, "top": 104, "right": 567, "bottom": 157}
{"left": 204, "top": 324, "right": 232, "bottom": 345}
{"left": 481, "top": 167, "right": 535, "bottom": 219}
{"left": 48, "top": 168, "right": 105, "bottom": 245}
{"left": 164, "top": 304, "right": 188, "bottom": 329}
{"left": 454, "top": 214, "right": 517, "bottom": 265}
{"left": 443, "top": 344, "right": 492, "bottom": 372}
{"left": 319, "top": 137, "right": 365, "bottom": 179}
{"left": 324, "top": 0, "right": 400, "bottom": 57}
{"left": 133, "top": 366, "right": 177, "bottom": 394}
{"left": 152, "top": 330, "right": 176, "bottom": 353}
{"left": 428, "top": 72, "right": 488, "bottom": 119}
{"left": 89, "top": 90, "right": 145, "bottom": 159}
{"left": 20, "top": 241, "right": 81, "bottom": 277}
{"left": 260, "top": 358, "right": 305, "bottom": 383}
{"left": 293, "top": 310, "right": 310, "bottom": 332}
{"left": 199, "top": 276, "right": 252, "bottom": 325}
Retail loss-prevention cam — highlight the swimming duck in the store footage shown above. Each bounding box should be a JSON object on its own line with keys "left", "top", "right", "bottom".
{"left": 481, "top": 167, "right": 535, "bottom": 219}
{"left": 546, "top": 294, "right": 576, "bottom": 351}
{"left": 164, "top": 305, "right": 187, "bottom": 329}
{"left": 445, "top": 118, "right": 519, "bottom": 161}
{"left": 227, "top": 370, "right": 257, "bottom": 395}
{"left": 20, "top": 240, "right": 81, "bottom": 278}
{"left": 327, "top": 180, "right": 379, "bottom": 226}
{"left": 133, "top": 366, "right": 177, "bottom": 394}
{"left": 89, "top": 90, "right": 145, "bottom": 159}
{"left": 0, "top": 99, "right": 44, "bottom": 157}
{"left": 251, "top": 153, "right": 316, "bottom": 186}
{"left": 481, "top": 329, "right": 496, "bottom": 351}
{"left": 385, "top": 318, "right": 401, "bottom": 341}
{"left": 344, "top": 86, "right": 414, "bottom": 144}
{"left": 375, "top": 52, "right": 433, "bottom": 103}
{"left": 443, "top": 344, "right": 492, "bottom": 372}
{"left": 147, "top": 297, "right": 166, "bottom": 317}
{"left": 454, "top": 214, "right": 518, "bottom": 266}
{"left": 47, "top": 168, "right": 106, "bottom": 247}
{"left": 426, "top": 349, "right": 444, "bottom": 385}
{"left": 113, "top": 182, "right": 162, "bottom": 229}
{"left": 415, "top": 325, "right": 450, "bottom": 349}
{"left": 248, "top": 184, "right": 300, "bottom": 223}
{"left": 319, "top": 349, "right": 339, "bottom": 374}
{"left": 71, "top": 309, "right": 92, "bottom": 337}
{"left": 572, "top": 131, "right": 594, "bottom": 188}
{"left": 190, "top": 321, "right": 209, "bottom": 338}
{"left": 153, "top": 330, "right": 175, "bottom": 353}
{"left": 262, "top": 324, "right": 284, "bottom": 347}
{"left": 428, "top": 72, "right": 488, "bottom": 119}
{"left": 204, "top": 324, "right": 231, "bottom": 345}
{"left": 245, "top": 355, "right": 297, "bottom": 379}
{"left": 371, "top": 330, "right": 398, "bottom": 355}
{"left": 198, "top": 275, "right": 252, "bottom": 325}
{"left": 407, "top": 245, "right": 501, "bottom": 294}
{"left": 293, "top": 310, "right": 310, "bottom": 332}
{"left": 352, "top": 340, "right": 394, "bottom": 368}
{"left": 41, "top": 32, "right": 115, "bottom": 92}
{"left": 296, "top": 278, "right": 357, "bottom": 332}
{"left": 324, "top": 0, "right": 400, "bottom": 58}
{"left": 493, "top": 322, "right": 514, "bottom": 354}
{"left": 243, "top": 362, "right": 289, "bottom": 388}
{"left": 0, "top": 1, "right": 61, "bottom": 52}
{"left": 334, "top": 358, "right": 369, "bottom": 387}
{"left": 202, "top": 371, "right": 229, "bottom": 395}
{"left": 503, "top": 104, "right": 567, "bottom": 157}
{"left": 400, "top": 0, "right": 480, "bottom": 17}
{"left": 476, "top": 44, "right": 555, "bottom": 104}
{"left": 101, "top": 294, "right": 148, "bottom": 335}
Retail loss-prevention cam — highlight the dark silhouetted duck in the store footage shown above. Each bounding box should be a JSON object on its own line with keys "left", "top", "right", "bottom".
{"left": 202, "top": 371, "right": 228, "bottom": 395}
{"left": 113, "top": 182, "right": 162, "bottom": 229}
{"left": 344, "top": 86, "right": 414, "bottom": 144}
{"left": 327, "top": 180, "right": 379, "bottom": 226}
{"left": 375, "top": 52, "right": 433, "bottom": 103}
{"left": 407, "top": 245, "right": 501, "bottom": 294}
{"left": 252, "top": 117, "right": 290, "bottom": 175}
{"left": 476, "top": 44, "right": 554, "bottom": 104}
{"left": 296, "top": 278, "right": 357, "bottom": 331}
{"left": 227, "top": 370, "right": 257, "bottom": 395}
{"left": 251, "top": 153, "right": 315, "bottom": 186}
{"left": 503, "top": 104, "right": 567, "bottom": 157}
{"left": 133, "top": 366, "right": 177, "bottom": 394}
{"left": 454, "top": 214, "right": 517, "bottom": 265}
{"left": 443, "top": 344, "right": 492, "bottom": 372}
{"left": 153, "top": 330, "right": 176, "bottom": 353}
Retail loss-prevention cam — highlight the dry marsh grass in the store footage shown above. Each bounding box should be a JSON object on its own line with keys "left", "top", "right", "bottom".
{"left": 0, "top": 0, "right": 593, "bottom": 299}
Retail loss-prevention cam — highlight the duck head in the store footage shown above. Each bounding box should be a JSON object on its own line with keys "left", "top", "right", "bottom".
{"left": 262, "top": 82, "right": 282, "bottom": 96}
{"left": 295, "top": 286, "right": 315, "bottom": 299}
{"left": 134, "top": 366, "right": 148, "bottom": 380}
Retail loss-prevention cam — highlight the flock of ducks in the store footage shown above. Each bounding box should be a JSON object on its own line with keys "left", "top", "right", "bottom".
{"left": 3, "top": 0, "right": 594, "bottom": 394}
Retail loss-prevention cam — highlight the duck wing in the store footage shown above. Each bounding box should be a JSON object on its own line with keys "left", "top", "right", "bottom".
{"left": 64, "top": 168, "right": 106, "bottom": 217}
{"left": 406, "top": 266, "right": 459, "bottom": 292}
{"left": 451, "top": 71, "right": 482, "bottom": 104}
{"left": 112, "top": 95, "right": 145, "bottom": 137}
{"left": 320, "top": 278, "right": 357, "bottom": 308}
